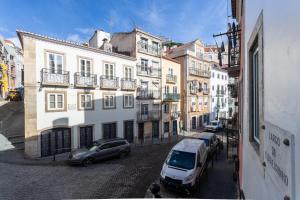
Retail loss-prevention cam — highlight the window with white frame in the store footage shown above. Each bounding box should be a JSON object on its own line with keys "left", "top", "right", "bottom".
{"left": 168, "top": 68, "right": 173, "bottom": 75}
{"left": 47, "top": 93, "right": 64, "bottom": 111}
{"left": 123, "top": 94, "right": 134, "bottom": 108}
{"left": 173, "top": 86, "right": 177, "bottom": 94}
{"left": 164, "top": 85, "right": 169, "bottom": 94}
{"left": 124, "top": 66, "right": 133, "bottom": 80}
{"left": 47, "top": 53, "right": 63, "bottom": 74}
{"left": 80, "top": 58, "right": 91, "bottom": 76}
{"left": 141, "top": 59, "right": 148, "bottom": 72}
{"left": 104, "top": 63, "right": 114, "bottom": 79}
{"left": 164, "top": 103, "right": 169, "bottom": 113}
{"left": 140, "top": 37, "right": 148, "bottom": 50}
{"left": 152, "top": 41, "right": 159, "bottom": 53}
{"left": 79, "top": 94, "right": 93, "bottom": 109}
{"left": 204, "top": 97, "right": 208, "bottom": 107}
{"left": 103, "top": 94, "right": 116, "bottom": 109}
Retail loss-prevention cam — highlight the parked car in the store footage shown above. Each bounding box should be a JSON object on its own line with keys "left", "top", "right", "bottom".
{"left": 160, "top": 139, "right": 207, "bottom": 192}
{"left": 191, "top": 132, "right": 219, "bottom": 158}
{"left": 68, "top": 138, "right": 131, "bottom": 166}
{"left": 5, "top": 89, "right": 22, "bottom": 101}
{"left": 205, "top": 120, "right": 222, "bottom": 132}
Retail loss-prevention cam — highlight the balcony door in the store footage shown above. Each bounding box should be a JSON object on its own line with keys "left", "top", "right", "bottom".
{"left": 104, "top": 63, "right": 114, "bottom": 79}
{"left": 124, "top": 121, "right": 134, "bottom": 143}
{"left": 141, "top": 81, "right": 148, "bottom": 96}
{"left": 80, "top": 126, "right": 93, "bottom": 148}
{"left": 80, "top": 58, "right": 91, "bottom": 77}
{"left": 103, "top": 123, "right": 117, "bottom": 139}
{"left": 152, "top": 121, "right": 159, "bottom": 139}
{"left": 124, "top": 66, "right": 132, "bottom": 80}
{"left": 141, "top": 104, "right": 148, "bottom": 120}
{"left": 47, "top": 52, "right": 63, "bottom": 74}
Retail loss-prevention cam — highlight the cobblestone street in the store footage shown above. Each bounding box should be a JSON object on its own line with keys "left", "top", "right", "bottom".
{"left": 0, "top": 135, "right": 237, "bottom": 199}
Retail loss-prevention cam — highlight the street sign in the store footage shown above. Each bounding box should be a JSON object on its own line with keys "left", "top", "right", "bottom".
{"left": 264, "top": 121, "right": 295, "bottom": 200}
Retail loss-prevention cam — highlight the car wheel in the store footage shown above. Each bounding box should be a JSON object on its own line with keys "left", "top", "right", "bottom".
{"left": 82, "top": 158, "right": 93, "bottom": 166}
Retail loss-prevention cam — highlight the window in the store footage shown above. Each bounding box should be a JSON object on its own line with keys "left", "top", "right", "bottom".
{"left": 198, "top": 97, "right": 202, "bottom": 110}
{"left": 217, "top": 73, "right": 220, "bottom": 79}
{"left": 168, "top": 68, "right": 173, "bottom": 75}
{"left": 204, "top": 97, "right": 208, "bottom": 107}
{"left": 212, "top": 72, "right": 214, "bottom": 78}
{"left": 221, "top": 75, "right": 224, "bottom": 80}
{"left": 173, "top": 86, "right": 177, "bottom": 94}
{"left": 212, "top": 85, "right": 214, "bottom": 91}
{"left": 212, "top": 98, "right": 214, "bottom": 103}
{"left": 164, "top": 103, "right": 169, "bottom": 113}
{"left": 79, "top": 93, "right": 93, "bottom": 110}
{"left": 141, "top": 59, "right": 148, "bottom": 72}
{"left": 153, "top": 104, "right": 160, "bottom": 111}
{"left": 164, "top": 122, "right": 169, "bottom": 133}
{"left": 141, "top": 37, "right": 148, "bottom": 49}
{"left": 164, "top": 85, "right": 170, "bottom": 94}
{"left": 103, "top": 94, "right": 116, "bottom": 109}
{"left": 152, "top": 61, "right": 159, "bottom": 69}
{"left": 123, "top": 94, "right": 134, "bottom": 108}
{"left": 124, "top": 66, "right": 133, "bottom": 80}
{"left": 80, "top": 58, "right": 91, "bottom": 76}
{"left": 47, "top": 53, "right": 63, "bottom": 74}
{"left": 141, "top": 104, "right": 148, "bottom": 115}
{"left": 152, "top": 41, "right": 159, "bottom": 53}
{"left": 104, "top": 63, "right": 114, "bottom": 79}
{"left": 203, "top": 83, "right": 208, "bottom": 91}
{"left": 47, "top": 93, "right": 65, "bottom": 111}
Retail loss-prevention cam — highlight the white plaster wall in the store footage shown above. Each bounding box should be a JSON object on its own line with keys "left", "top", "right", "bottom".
{"left": 242, "top": 0, "right": 300, "bottom": 199}
{"left": 34, "top": 40, "right": 137, "bottom": 148}
{"left": 210, "top": 68, "right": 229, "bottom": 120}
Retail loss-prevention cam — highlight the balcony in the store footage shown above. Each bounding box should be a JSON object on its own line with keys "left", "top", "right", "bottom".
{"left": 100, "top": 75, "right": 119, "bottom": 90}
{"left": 136, "top": 90, "right": 161, "bottom": 100}
{"left": 217, "top": 89, "right": 225, "bottom": 96}
{"left": 203, "top": 88, "right": 210, "bottom": 95}
{"left": 41, "top": 68, "right": 69, "bottom": 86}
{"left": 136, "top": 64, "right": 161, "bottom": 78}
{"left": 121, "top": 78, "right": 137, "bottom": 91}
{"left": 137, "top": 110, "right": 161, "bottom": 122}
{"left": 166, "top": 74, "right": 177, "bottom": 83}
{"left": 171, "top": 111, "right": 181, "bottom": 120}
{"left": 163, "top": 93, "right": 180, "bottom": 102}
{"left": 189, "top": 67, "right": 211, "bottom": 78}
{"left": 74, "top": 72, "right": 97, "bottom": 88}
{"left": 137, "top": 41, "right": 162, "bottom": 56}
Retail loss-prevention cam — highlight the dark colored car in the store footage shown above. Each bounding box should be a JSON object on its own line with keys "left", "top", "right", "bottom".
{"left": 68, "top": 138, "right": 131, "bottom": 166}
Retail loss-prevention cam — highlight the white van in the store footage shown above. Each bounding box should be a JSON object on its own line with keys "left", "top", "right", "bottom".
{"left": 160, "top": 139, "right": 207, "bottom": 191}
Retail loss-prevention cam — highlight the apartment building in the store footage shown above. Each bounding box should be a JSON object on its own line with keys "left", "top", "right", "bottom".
{"left": 167, "top": 39, "right": 211, "bottom": 133}
{"left": 229, "top": 0, "right": 299, "bottom": 199}
{"left": 111, "top": 28, "right": 162, "bottom": 143}
{"left": 161, "top": 56, "right": 181, "bottom": 139}
{"left": 210, "top": 63, "right": 229, "bottom": 120}
{"left": 17, "top": 30, "right": 137, "bottom": 157}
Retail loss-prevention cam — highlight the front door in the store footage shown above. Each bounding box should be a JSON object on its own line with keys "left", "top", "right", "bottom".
{"left": 138, "top": 123, "right": 144, "bottom": 143}
{"left": 152, "top": 121, "right": 159, "bottom": 139}
{"left": 124, "top": 121, "right": 134, "bottom": 143}
{"left": 103, "top": 123, "right": 117, "bottom": 139}
{"left": 192, "top": 117, "right": 197, "bottom": 130}
{"left": 41, "top": 128, "right": 71, "bottom": 157}
{"left": 172, "top": 120, "right": 177, "bottom": 135}
{"left": 80, "top": 126, "right": 93, "bottom": 148}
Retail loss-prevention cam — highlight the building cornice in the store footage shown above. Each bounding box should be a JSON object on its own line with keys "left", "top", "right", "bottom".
{"left": 16, "top": 30, "right": 137, "bottom": 61}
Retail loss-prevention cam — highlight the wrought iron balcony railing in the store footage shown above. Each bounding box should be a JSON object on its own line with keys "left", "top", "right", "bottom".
{"left": 137, "top": 110, "right": 161, "bottom": 122}
{"left": 136, "top": 89, "right": 161, "bottom": 99}
{"left": 166, "top": 74, "right": 177, "bottom": 83}
{"left": 137, "top": 41, "right": 162, "bottom": 56}
{"left": 121, "top": 78, "right": 137, "bottom": 91}
{"left": 171, "top": 111, "right": 181, "bottom": 119}
{"left": 136, "top": 64, "right": 161, "bottom": 78}
{"left": 74, "top": 72, "right": 97, "bottom": 88}
{"left": 100, "top": 75, "right": 119, "bottom": 90}
{"left": 163, "top": 93, "right": 180, "bottom": 101}
{"left": 41, "top": 68, "right": 70, "bottom": 86}
{"left": 189, "top": 67, "right": 211, "bottom": 78}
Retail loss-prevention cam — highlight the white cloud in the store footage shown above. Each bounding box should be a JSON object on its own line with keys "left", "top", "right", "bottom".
{"left": 75, "top": 28, "right": 94, "bottom": 35}
{"left": 66, "top": 34, "right": 81, "bottom": 43}
{"left": 0, "top": 26, "right": 9, "bottom": 33}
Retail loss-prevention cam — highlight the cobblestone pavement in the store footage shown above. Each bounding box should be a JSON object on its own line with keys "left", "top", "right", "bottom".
{"left": 0, "top": 142, "right": 175, "bottom": 199}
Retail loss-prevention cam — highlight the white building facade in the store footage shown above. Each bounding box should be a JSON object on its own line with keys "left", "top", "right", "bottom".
{"left": 210, "top": 64, "right": 229, "bottom": 120}
{"left": 18, "top": 30, "right": 138, "bottom": 157}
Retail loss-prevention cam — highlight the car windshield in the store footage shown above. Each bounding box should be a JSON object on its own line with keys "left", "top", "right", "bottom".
{"left": 89, "top": 146, "right": 98, "bottom": 151}
{"left": 211, "top": 122, "right": 218, "bottom": 126}
{"left": 166, "top": 150, "right": 196, "bottom": 170}
{"left": 200, "top": 138, "right": 209, "bottom": 146}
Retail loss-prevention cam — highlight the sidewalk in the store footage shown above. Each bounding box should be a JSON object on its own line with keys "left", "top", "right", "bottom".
{"left": 0, "top": 149, "right": 68, "bottom": 166}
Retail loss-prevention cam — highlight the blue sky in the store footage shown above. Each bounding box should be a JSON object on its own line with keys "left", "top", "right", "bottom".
{"left": 0, "top": 0, "right": 230, "bottom": 47}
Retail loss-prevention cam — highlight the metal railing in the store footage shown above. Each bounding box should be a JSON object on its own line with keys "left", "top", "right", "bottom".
{"left": 100, "top": 75, "right": 119, "bottom": 89}
{"left": 41, "top": 68, "right": 70, "bottom": 86}
{"left": 166, "top": 74, "right": 177, "bottom": 83}
{"left": 163, "top": 93, "right": 180, "bottom": 101}
{"left": 189, "top": 67, "right": 211, "bottom": 78}
{"left": 136, "top": 90, "right": 161, "bottom": 99}
{"left": 136, "top": 64, "right": 161, "bottom": 78}
{"left": 74, "top": 72, "right": 97, "bottom": 88}
{"left": 121, "top": 78, "right": 137, "bottom": 91}
{"left": 137, "top": 110, "right": 161, "bottom": 122}
{"left": 137, "top": 41, "right": 162, "bottom": 56}
{"left": 171, "top": 111, "right": 181, "bottom": 119}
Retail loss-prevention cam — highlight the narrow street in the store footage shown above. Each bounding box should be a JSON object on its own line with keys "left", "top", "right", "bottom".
{"left": 0, "top": 134, "right": 237, "bottom": 199}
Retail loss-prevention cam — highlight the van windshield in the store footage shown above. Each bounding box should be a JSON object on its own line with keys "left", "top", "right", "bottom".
{"left": 166, "top": 150, "right": 196, "bottom": 170}
{"left": 200, "top": 138, "right": 209, "bottom": 147}
{"left": 211, "top": 122, "right": 218, "bottom": 126}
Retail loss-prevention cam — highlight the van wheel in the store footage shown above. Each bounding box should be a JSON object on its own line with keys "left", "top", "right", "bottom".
{"left": 82, "top": 158, "right": 93, "bottom": 166}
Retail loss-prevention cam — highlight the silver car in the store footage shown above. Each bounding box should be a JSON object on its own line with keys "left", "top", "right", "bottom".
{"left": 68, "top": 138, "right": 131, "bottom": 166}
